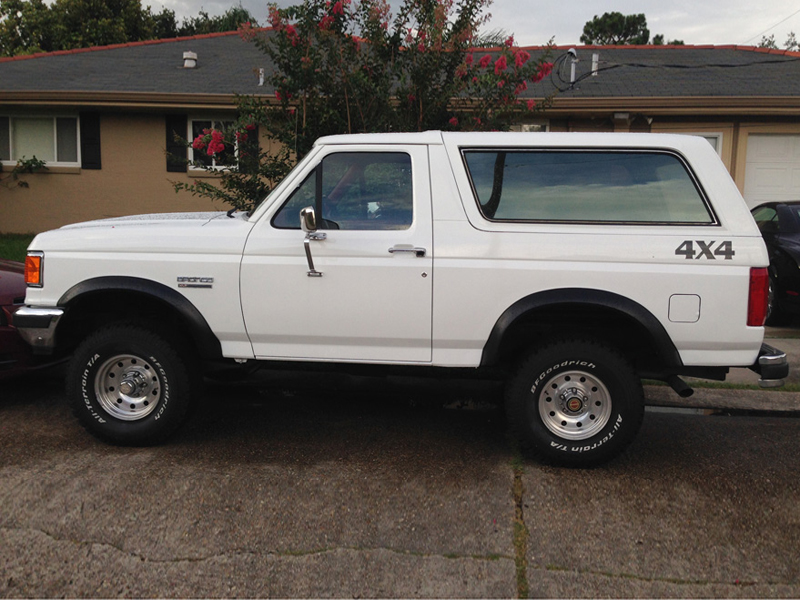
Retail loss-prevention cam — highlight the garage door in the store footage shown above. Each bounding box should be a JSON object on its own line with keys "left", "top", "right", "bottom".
{"left": 744, "top": 134, "right": 800, "bottom": 209}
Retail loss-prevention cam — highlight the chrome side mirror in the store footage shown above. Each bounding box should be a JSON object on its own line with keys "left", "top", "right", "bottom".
{"left": 300, "top": 206, "right": 317, "bottom": 233}
{"left": 299, "top": 206, "right": 325, "bottom": 277}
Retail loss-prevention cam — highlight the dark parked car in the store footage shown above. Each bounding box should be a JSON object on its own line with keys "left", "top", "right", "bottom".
{"left": 0, "top": 259, "right": 62, "bottom": 379}
{"left": 751, "top": 201, "right": 800, "bottom": 325}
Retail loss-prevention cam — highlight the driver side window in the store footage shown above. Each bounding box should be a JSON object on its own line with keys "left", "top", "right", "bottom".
{"left": 272, "top": 152, "right": 413, "bottom": 230}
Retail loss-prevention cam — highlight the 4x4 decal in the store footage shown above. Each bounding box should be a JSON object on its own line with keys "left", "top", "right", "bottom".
{"left": 675, "top": 240, "right": 735, "bottom": 260}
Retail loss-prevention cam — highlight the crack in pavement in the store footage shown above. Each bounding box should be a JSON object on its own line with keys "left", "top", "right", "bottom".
{"left": 511, "top": 454, "right": 529, "bottom": 599}
{"left": 0, "top": 525, "right": 513, "bottom": 565}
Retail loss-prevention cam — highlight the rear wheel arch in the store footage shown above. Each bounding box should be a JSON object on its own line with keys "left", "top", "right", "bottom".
{"left": 481, "top": 288, "right": 682, "bottom": 373}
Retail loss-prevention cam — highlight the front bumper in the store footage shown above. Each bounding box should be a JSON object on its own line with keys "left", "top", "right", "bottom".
{"left": 748, "top": 343, "right": 790, "bottom": 388}
{"left": 13, "top": 306, "right": 65, "bottom": 355}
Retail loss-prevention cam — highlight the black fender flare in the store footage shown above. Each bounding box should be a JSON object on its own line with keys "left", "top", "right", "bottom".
{"left": 58, "top": 276, "right": 222, "bottom": 359}
{"left": 480, "top": 288, "right": 682, "bottom": 368}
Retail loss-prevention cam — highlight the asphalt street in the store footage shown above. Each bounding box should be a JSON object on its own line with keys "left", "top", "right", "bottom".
{"left": 1, "top": 353, "right": 799, "bottom": 598}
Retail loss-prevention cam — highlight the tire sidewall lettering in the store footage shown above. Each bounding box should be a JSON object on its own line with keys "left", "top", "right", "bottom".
{"left": 531, "top": 360, "right": 596, "bottom": 391}
{"left": 548, "top": 414, "right": 623, "bottom": 453}
{"left": 150, "top": 355, "right": 170, "bottom": 420}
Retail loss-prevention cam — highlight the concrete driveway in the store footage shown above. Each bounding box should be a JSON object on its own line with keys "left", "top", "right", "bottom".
{"left": 1, "top": 366, "right": 798, "bottom": 598}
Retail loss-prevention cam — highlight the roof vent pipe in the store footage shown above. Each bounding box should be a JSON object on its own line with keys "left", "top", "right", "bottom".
{"left": 592, "top": 53, "right": 599, "bottom": 76}
{"left": 568, "top": 48, "right": 577, "bottom": 84}
{"left": 183, "top": 51, "right": 197, "bottom": 69}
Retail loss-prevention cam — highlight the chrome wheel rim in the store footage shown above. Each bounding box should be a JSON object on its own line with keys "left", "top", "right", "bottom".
{"left": 537, "top": 370, "right": 612, "bottom": 440}
{"left": 95, "top": 354, "right": 161, "bottom": 421}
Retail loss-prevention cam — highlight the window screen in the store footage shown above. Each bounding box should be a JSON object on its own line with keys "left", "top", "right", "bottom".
{"left": 463, "top": 150, "right": 713, "bottom": 224}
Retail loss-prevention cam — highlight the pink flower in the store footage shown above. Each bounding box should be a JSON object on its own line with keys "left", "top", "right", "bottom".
{"left": 275, "top": 90, "right": 283, "bottom": 101}
{"left": 268, "top": 6, "right": 282, "bottom": 28}
{"left": 235, "top": 131, "right": 248, "bottom": 143}
{"left": 514, "top": 50, "right": 530, "bottom": 68}
{"left": 465, "top": 53, "right": 473, "bottom": 65}
{"left": 207, "top": 132, "right": 225, "bottom": 156}
{"left": 472, "top": 76, "right": 478, "bottom": 84}
{"left": 332, "top": 1, "right": 344, "bottom": 15}
{"left": 449, "top": 116, "right": 458, "bottom": 126}
{"left": 285, "top": 24, "right": 299, "bottom": 46}
{"left": 238, "top": 21, "right": 255, "bottom": 42}
{"left": 245, "top": 123, "right": 256, "bottom": 131}
{"left": 504, "top": 35, "right": 514, "bottom": 47}
{"left": 417, "top": 42, "right": 425, "bottom": 52}
{"left": 494, "top": 55, "right": 507, "bottom": 75}
{"left": 408, "top": 93, "right": 416, "bottom": 103}
{"left": 526, "top": 99, "right": 535, "bottom": 111}
{"left": 479, "top": 54, "right": 492, "bottom": 68}
{"left": 192, "top": 135, "right": 206, "bottom": 151}
{"left": 532, "top": 61, "right": 553, "bottom": 83}
{"left": 319, "top": 15, "right": 334, "bottom": 29}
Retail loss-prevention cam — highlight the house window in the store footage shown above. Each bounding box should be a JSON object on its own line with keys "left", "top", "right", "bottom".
{"left": 0, "top": 116, "right": 79, "bottom": 166}
{"left": 510, "top": 121, "right": 549, "bottom": 133}
{"left": 189, "top": 119, "right": 236, "bottom": 169}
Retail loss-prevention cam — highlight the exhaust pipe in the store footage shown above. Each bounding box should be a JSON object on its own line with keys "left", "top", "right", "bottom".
{"left": 666, "top": 375, "right": 694, "bottom": 398}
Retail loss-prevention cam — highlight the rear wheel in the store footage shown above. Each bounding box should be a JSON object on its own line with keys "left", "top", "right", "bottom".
{"left": 67, "top": 324, "right": 196, "bottom": 445}
{"left": 505, "top": 338, "right": 644, "bottom": 467}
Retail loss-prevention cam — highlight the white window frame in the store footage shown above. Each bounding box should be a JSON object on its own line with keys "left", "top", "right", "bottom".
{"left": 187, "top": 117, "right": 238, "bottom": 171}
{"left": 0, "top": 114, "right": 81, "bottom": 168}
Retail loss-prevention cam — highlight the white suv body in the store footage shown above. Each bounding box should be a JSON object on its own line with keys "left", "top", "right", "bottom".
{"left": 17, "top": 131, "right": 787, "bottom": 465}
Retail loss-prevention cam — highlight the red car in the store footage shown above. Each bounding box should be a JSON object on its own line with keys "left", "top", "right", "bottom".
{"left": 0, "top": 259, "right": 61, "bottom": 379}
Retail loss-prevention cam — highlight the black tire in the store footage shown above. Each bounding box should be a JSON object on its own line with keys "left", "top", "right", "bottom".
{"left": 66, "top": 323, "right": 196, "bottom": 445}
{"left": 505, "top": 338, "right": 644, "bottom": 467}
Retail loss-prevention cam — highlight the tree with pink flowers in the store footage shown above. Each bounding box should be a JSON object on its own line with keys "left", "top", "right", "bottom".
{"left": 175, "top": 0, "right": 554, "bottom": 212}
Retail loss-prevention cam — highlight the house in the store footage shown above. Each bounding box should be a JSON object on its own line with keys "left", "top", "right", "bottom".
{"left": 2, "top": 32, "right": 800, "bottom": 233}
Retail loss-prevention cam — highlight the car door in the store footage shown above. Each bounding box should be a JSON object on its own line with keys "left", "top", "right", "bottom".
{"left": 240, "top": 145, "right": 433, "bottom": 362}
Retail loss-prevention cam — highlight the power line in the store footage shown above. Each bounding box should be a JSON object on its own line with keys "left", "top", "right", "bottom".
{"left": 742, "top": 6, "right": 800, "bottom": 44}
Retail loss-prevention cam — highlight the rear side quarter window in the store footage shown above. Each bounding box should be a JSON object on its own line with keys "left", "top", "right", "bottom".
{"left": 462, "top": 149, "right": 715, "bottom": 225}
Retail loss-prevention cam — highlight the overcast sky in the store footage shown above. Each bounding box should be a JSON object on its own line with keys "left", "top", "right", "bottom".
{"left": 158, "top": 0, "right": 800, "bottom": 47}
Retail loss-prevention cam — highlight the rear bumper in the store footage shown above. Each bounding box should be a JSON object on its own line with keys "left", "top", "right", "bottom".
{"left": 13, "top": 306, "right": 65, "bottom": 355}
{"left": 748, "top": 343, "right": 789, "bottom": 388}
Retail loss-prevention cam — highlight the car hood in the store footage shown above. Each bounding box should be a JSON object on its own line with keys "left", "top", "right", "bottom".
{"left": 29, "top": 212, "right": 254, "bottom": 256}
{"left": 59, "top": 211, "right": 233, "bottom": 230}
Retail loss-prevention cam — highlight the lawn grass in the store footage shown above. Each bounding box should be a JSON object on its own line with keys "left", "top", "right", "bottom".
{"left": 0, "top": 233, "right": 35, "bottom": 263}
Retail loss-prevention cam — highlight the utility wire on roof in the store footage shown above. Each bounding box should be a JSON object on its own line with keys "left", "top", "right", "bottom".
{"left": 547, "top": 50, "right": 800, "bottom": 92}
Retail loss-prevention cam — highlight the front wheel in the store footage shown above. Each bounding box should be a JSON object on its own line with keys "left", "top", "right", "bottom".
{"left": 67, "top": 324, "right": 196, "bottom": 445}
{"left": 505, "top": 339, "right": 644, "bottom": 467}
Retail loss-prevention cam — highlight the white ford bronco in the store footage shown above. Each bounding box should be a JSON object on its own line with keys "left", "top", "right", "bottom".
{"left": 16, "top": 131, "right": 788, "bottom": 465}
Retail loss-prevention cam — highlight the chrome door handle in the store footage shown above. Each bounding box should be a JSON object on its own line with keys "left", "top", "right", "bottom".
{"left": 388, "top": 245, "right": 426, "bottom": 257}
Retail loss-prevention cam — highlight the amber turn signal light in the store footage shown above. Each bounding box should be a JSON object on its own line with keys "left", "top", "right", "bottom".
{"left": 25, "top": 252, "right": 43, "bottom": 287}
